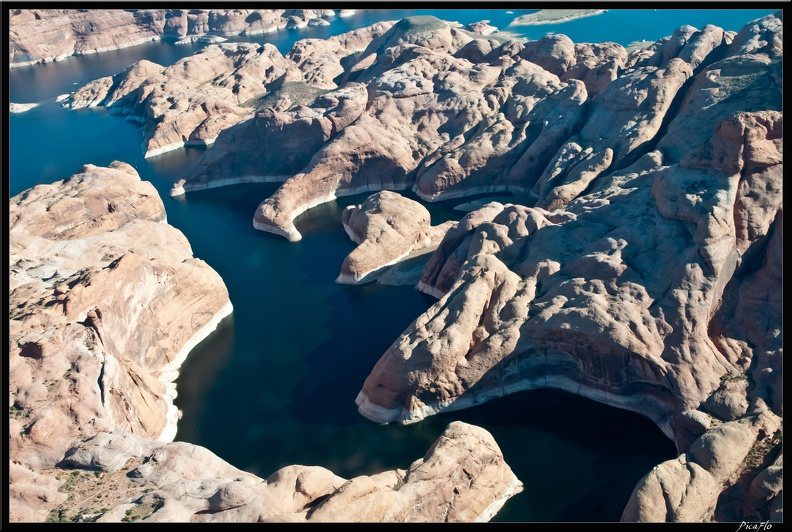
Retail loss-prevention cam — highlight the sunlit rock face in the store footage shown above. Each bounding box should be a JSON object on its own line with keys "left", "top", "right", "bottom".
{"left": 7, "top": 165, "right": 522, "bottom": 523}
{"left": 338, "top": 191, "right": 456, "bottom": 285}
{"left": 8, "top": 9, "right": 338, "bottom": 67}
{"left": 8, "top": 163, "right": 232, "bottom": 521}
{"left": 352, "top": 13, "right": 781, "bottom": 524}
{"left": 10, "top": 9, "right": 783, "bottom": 524}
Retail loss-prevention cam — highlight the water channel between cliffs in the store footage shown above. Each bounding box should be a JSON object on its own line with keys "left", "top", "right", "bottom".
{"left": 10, "top": 8, "right": 773, "bottom": 521}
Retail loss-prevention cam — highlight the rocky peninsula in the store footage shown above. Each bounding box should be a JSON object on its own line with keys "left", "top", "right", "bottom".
{"left": 177, "top": 12, "right": 780, "bottom": 522}
{"left": 338, "top": 191, "right": 456, "bottom": 284}
{"left": 8, "top": 164, "right": 522, "bottom": 522}
{"left": 8, "top": 8, "right": 783, "bottom": 524}
{"left": 10, "top": 102, "right": 39, "bottom": 113}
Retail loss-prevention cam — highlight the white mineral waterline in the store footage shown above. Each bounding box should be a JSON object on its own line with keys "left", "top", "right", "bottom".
{"left": 253, "top": 182, "right": 410, "bottom": 241}
{"left": 10, "top": 36, "right": 161, "bottom": 68}
{"left": 341, "top": 221, "right": 363, "bottom": 244}
{"left": 476, "top": 475, "right": 524, "bottom": 522}
{"left": 355, "top": 391, "right": 404, "bottom": 425}
{"left": 144, "top": 136, "right": 222, "bottom": 158}
{"left": 337, "top": 240, "right": 441, "bottom": 285}
{"left": 416, "top": 280, "right": 447, "bottom": 299}
{"left": 413, "top": 183, "right": 511, "bottom": 203}
{"left": 156, "top": 299, "right": 234, "bottom": 442}
{"left": 170, "top": 175, "right": 291, "bottom": 197}
{"left": 144, "top": 141, "right": 186, "bottom": 159}
{"left": 357, "top": 374, "right": 676, "bottom": 442}
{"left": 336, "top": 252, "right": 407, "bottom": 284}
{"left": 242, "top": 26, "right": 279, "bottom": 35}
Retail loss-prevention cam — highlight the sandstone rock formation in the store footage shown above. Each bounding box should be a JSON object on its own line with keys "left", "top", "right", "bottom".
{"left": 8, "top": 9, "right": 336, "bottom": 67}
{"left": 338, "top": 191, "right": 456, "bottom": 284}
{"left": 22, "top": 421, "right": 521, "bottom": 523}
{"left": 170, "top": 14, "right": 695, "bottom": 242}
{"left": 10, "top": 102, "right": 39, "bottom": 113}
{"left": 12, "top": 422, "right": 521, "bottom": 523}
{"left": 466, "top": 21, "right": 499, "bottom": 36}
{"left": 171, "top": 22, "right": 394, "bottom": 195}
{"left": 8, "top": 165, "right": 522, "bottom": 523}
{"left": 69, "top": 43, "right": 294, "bottom": 157}
{"left": 354, "top": 13, "right": 783, "bottom": 522}
{"left": 11, "top": 10, "right": 783, "bottom": 524}
{"left": 68, "top": 21, "right": 395, "bottom": 161}
{"left": 9, "top": 162, "right": 232, "bottom": 520}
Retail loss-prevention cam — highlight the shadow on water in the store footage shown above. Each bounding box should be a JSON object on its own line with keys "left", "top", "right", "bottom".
{"left": 286, "top": 285, "right": 436, "bottom": 427}
{"left": 430, "top": 388, "right": 677, "bottom": 522}
{"left": 173, "top": 315, "right": 236, "bottom": 443}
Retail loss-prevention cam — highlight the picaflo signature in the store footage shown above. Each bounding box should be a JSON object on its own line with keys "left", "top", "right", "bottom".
{"left": 737, "top": 522, "right": 773, "bottom": 531}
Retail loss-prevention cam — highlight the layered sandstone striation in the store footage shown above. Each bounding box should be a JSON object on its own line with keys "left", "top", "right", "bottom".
{"left": 338, "top": 191, "right": 456, "bottom": 284}
{"left": 8, "top": 9, "right": 337, "bottom": 67}
{"left": 355, "top": 12, "right": 783, "bottom": 523}
{"left": 8, "top": 165, "right": 521, "bottom": 523}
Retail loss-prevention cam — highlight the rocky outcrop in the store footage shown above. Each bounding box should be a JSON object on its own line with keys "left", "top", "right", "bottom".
{"left": 8, "top": 162, "right": 233, "bottom": 519}
{"left": 46, "top": 421, "right": 518, "bottom": 523}
{"left": 16, "top": 12, "right": 782, "bottom": 523}
{"left": 354, "top": 12, "right": 783, "bottom": 524}
{"left": 7, "top": 165, "right": 522, "bottom": 523}
{"left": 10, "top": 102, "right": 39, "bottom": 113}
{"left": 170, "top": 14, "right": 732, "bottom": 242}
{"left": 338, "top": 191, "right": 456, "bottom": 284}
{"left": 417, "top": 201, "right": 506, "bottom": 298}
{"left": 9, "top": 9, "right": 336, "bottom": 67}
{"left": 465, "top": 21, "right": 499, "bottom": 36}
{"left": 172, "top": 21, "right": 394, "bottom": 195}
{"left": 9, "top": 163, "right": 233, "bottom": 447}
{"left": 69, "top": 43, "right": 294, "bottom": 157}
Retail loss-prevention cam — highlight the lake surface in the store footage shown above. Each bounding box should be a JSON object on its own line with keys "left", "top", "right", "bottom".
{"left": 8, "top": 8, "right": 774, "bottom": 522}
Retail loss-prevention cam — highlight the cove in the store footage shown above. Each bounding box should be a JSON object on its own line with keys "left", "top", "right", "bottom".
{"left": 8, "top": 8, "right": 773, "bottom": 521}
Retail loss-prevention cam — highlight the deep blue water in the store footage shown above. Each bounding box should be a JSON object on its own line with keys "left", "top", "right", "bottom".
{"left": 8, "top": 8, "right": 774, "bottom": 522}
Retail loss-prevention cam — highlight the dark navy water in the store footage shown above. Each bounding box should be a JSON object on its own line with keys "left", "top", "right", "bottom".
{"left": 8, "top": 8, "right": 773, "bottom": 522}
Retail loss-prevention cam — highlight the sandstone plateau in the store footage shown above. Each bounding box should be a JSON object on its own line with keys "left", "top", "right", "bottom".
{"left": 8, "top": 9, "right": 784, "bottom": 524}
{"left": 165, "top": 12, "right": 779, "bottom": 522}
{"left": 8, "top": 164, "right": 522, "bottom": 523}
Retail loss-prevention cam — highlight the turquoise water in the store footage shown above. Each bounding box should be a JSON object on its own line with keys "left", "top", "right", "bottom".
{"left": 8, "top": 8, "right": 773, "bottom": 521}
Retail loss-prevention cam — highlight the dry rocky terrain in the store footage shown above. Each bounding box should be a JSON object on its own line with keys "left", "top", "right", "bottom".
{"left": 8, "top": 9, "right": 783, "bottom": 524}
{"left": 8, "top": 165, "right": 522, "bottom": 523}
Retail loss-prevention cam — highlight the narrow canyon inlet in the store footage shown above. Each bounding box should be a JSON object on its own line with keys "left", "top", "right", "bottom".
{"left": 7, "top": 6, "right": 782, "bottom": 524}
